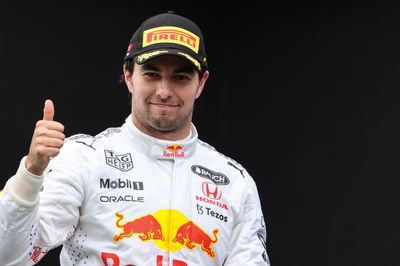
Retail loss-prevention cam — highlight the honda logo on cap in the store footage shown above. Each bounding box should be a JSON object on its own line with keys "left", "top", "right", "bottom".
{"left": 202, "top": 182, "right": 222, "bottom": 200}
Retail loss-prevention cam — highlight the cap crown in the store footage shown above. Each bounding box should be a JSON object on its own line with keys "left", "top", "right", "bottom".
{"left": 125, "top": 12, "right": 208, "bottom": 71}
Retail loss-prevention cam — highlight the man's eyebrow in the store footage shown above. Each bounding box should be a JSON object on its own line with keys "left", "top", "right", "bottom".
{"left": 174, "top": 65, "right": 195, "bottom": 74}
{"left": 141, "top": 63, "right": 159, "bottom": 71}
{"left": 140, "top": 62, "right": 195, "bottom": 74}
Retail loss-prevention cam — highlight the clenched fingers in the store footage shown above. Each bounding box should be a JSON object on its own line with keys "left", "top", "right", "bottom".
{"left": 35, "top": 120, "right": 65, "bottom": 132}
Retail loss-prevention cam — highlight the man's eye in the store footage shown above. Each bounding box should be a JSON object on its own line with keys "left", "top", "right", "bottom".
{"left": 175, "top": 74, "right": 190, "bottom": 80}
{"left": 144, "top": 72, "right": 159, "bottom": 78}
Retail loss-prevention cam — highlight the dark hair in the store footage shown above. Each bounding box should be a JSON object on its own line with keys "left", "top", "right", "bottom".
{"left": 120, "top": 58, "right": 205, "bottom": 83}
{"left": 119, "top": 59, "right": 134, "bottom": 83}
{"left": 125, "top": 59, "right": 135, "bottom": 74}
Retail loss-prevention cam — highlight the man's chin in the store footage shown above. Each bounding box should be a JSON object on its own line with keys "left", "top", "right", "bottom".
{"left": 148, "top": 119, "right": 178, "bottom": 132}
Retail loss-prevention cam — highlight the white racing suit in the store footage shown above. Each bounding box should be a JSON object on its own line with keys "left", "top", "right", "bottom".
{"left": 0, "top": 115, "right": 270, "bottom": 266}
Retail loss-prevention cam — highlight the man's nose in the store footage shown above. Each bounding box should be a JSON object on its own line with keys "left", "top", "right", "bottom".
{"left": 156, "top": 78, "right": 173, "bottom": 98}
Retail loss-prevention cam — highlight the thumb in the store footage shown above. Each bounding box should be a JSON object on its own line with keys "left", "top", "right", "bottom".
{"left": 43, "top": 99, "right": 55, "bottom": 121}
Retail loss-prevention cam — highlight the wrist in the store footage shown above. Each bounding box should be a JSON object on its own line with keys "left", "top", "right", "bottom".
{"left": 25, "top": 156, "right": 45, "bottom": 176}
{"left": 6, "top": 156, "right": 44, "bottom": 208}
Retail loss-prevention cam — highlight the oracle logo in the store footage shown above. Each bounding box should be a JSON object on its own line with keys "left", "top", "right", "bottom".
{"left": 202, "top": 182, "right": 222, "bottom": 200}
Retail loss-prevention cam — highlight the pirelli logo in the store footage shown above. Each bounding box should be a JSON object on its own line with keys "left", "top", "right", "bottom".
{"left": 143, "top": 26, "right": 200, "bottom": 53}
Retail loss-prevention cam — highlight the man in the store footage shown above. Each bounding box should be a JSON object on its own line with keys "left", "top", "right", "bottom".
{"left": 0, "top": 12, "right": 270, "bottom": 265}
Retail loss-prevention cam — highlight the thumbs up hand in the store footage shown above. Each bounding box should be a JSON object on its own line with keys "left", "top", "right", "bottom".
{"left": 25, "top": 99, "right": 65, "bottom": 176}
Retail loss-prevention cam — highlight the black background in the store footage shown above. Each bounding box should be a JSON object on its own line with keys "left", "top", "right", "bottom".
{"left": 0, "top": 1, "right": 398, "bottom": 265}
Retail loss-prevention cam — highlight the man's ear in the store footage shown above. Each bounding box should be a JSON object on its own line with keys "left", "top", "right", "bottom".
{"left": 195, "top": 70, "right": 209, "bottom": 99}
{"left": 123, "top": 64, "right": 134, "bottom": 93}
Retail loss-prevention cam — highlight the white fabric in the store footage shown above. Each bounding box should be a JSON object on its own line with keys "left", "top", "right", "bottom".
{"left": 0, "top": 115, "right": 270, "bottom": 266}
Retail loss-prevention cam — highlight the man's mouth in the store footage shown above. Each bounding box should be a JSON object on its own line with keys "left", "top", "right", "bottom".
{"left": 149, "top": 102, "right": 180, "bottom": 108}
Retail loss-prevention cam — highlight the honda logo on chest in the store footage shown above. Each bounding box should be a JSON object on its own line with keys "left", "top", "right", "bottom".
{"left": 202, "top": 182, "right": 222, "bottom": 200}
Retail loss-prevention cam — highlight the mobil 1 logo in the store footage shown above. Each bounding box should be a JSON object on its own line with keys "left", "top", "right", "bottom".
{"left": 105, "top": 150, "right": 133, "bottom": 172}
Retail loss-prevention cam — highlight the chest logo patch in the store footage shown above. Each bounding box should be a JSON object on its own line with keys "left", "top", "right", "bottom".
{"left": 191, "top": 165, "right": 230, "bottom": 185}
{"left": 104, "top": 150, "right": 133, "bottom": 172}
{"left": 113, "top": 209, "right": 219, "bottom": 258}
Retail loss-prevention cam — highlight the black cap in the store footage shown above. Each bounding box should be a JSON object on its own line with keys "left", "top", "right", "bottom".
{"left": 124, "top": 12, "right": 208, "bottom": 72}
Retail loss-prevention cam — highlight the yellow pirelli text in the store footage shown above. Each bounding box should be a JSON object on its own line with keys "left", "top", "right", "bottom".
{"left": 143, "top": 26, "right": 200, "bottom": 53}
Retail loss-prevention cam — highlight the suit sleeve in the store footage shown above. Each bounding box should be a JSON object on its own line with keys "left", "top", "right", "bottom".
{"left": 0, "top": 143, "right": 85, "bottom": 265}
{"left": 224, "top": 178, "right": 271, "bottom": 265}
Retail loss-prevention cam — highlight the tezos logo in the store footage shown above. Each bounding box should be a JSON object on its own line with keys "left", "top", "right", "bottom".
{"left": 191, "top": 165, "right": 230, "bottom": 185}
{"left": 105, "top": 150, "right": 133, "bottom": 172}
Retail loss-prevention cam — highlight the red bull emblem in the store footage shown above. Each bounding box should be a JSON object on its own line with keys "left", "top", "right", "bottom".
{"left": 166, "top": 144, "right": 183, "bottom": 151}
{"left": 113, "top": 210, "right": 219, "bottom": 258}
{"left": 172, "top": 221, "right": 219, "bottom": 258}
{"left": 102, "top": 253, "right": 187, "bottom": 266}
{"left": 114, "top": 213, "right": 164, "bottom": 242}
{"left": 163, "top": 145, "right": 185, "bottom": 158}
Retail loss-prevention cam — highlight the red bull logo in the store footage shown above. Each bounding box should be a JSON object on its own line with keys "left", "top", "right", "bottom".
{"left": 163, "top": 145, "right": 185, "bottom": 158}
{"left": 166, "top": 144, "right": 183, "bottom": 151}
{"left": 102, "top": 253, "right": 187, "bottom": 266}
{"left": 114, "top": 213, "right": 164, "bottom": 242}
{"left": 113, "top": 210, "right": 219, "bottom": 258}
{"left": 172, "top": 221, "right": 219, "bottom": 258}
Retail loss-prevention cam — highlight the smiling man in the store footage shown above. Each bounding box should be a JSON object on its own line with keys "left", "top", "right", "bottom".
{"left": 126, "top": 55, "right": 208, "bottom": 139}
{"left": 0, "top": 12, "right": 271, "bottom": 266}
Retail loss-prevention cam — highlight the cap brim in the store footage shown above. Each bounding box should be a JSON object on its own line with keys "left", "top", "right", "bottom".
{"left": 133, "top": 48, "right": 203, "bottom": 72}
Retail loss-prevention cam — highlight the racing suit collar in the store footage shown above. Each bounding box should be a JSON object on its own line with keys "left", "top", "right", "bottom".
{"left": 124, "top": 115, "right": 198, "bottom": 159}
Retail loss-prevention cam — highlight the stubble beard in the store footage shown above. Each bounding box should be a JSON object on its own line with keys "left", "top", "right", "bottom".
{"left": 134, "top": 102, "right": 194, "bottom": 134}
